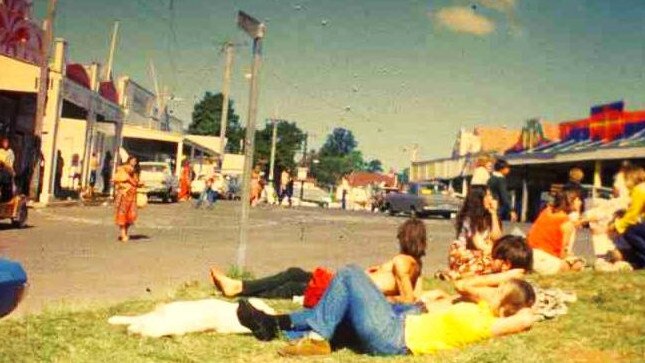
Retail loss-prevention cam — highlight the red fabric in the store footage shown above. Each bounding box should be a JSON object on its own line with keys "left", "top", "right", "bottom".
{"left": 303, "top": 267, "right": 334, "bottom": 308}
{"left": 527, "top": 207, "right": 569, "bottom": 258}
{"left": 66, "top": 64, "right": 91, "bottom": 88}
{"left": 99, "top": 81, "right": 119, "bottom": 104}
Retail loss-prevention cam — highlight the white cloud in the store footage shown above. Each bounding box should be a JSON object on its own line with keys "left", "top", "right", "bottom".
{"left": 433, "top": 6, "right": 495, "bottom": 36}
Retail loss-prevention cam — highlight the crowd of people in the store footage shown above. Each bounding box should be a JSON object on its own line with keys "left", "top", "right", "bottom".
{"left": 204, "top": 156, "right": 645, "bottom": 357}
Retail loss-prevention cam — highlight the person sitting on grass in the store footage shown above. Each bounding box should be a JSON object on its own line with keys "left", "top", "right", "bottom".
{"left": 528, "top": 188, "right": 585, "bottom": 275}
{"left": 236, "top": 265, "right": 536, "bottom": 357}
{"left": 489, "top": 235, "right": 534, "bottom": 274}
{"left": 210, "top": 218, "right": 427, "bottom": 305}
{"left": 442, "top": 185, "right": 502, "bottom": 280}
{"left": 604, "top": 166, "right": 645, "bottom": 270}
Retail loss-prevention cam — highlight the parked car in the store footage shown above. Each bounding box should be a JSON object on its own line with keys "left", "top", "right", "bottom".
{"left": 371, "top": 187, "right": 400, "bottom": 212}
{"left": 383, "top": 181, "right": 461, "bottom": 218}
{"left": 138, "top": 161, "right": 178, "bottom": 203}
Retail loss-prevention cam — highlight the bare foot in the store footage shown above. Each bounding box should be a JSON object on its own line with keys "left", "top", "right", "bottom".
{"left": 210, "top": 267, "right": 243, "bottom": 297}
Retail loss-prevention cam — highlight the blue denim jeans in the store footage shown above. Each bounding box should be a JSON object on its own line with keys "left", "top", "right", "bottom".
{"left": 294, "top": 265, "right": 409, "bottom": 356}
{"left": 195, "top": 189, "right": 216, "bottom": 208}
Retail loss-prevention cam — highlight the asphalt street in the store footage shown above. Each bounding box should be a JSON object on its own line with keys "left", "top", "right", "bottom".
{"left": 0, "top": 201, "right": 594, "bottom": 316}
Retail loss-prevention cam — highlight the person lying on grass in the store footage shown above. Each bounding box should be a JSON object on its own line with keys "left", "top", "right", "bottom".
{"left": 211, "top": 218, "right": 427, "bottom": 305}
{"left": 237, "top": 265, "right": 536, "bottom": 357}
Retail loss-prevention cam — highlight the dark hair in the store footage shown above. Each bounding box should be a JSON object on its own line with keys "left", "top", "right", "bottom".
{"left": 492, "top": 235, "right": 533, "bottom": 271}
{"left": 456, "top": 185, "right": 492, "bottom": 240}
{"left": 494, "top": 159, "right": 509, "bottom": 172}
{"left": 551, "top": 188, "right": 581, "bottom": 213}
{"left": 499, "top": 279, "right": 536, "bottom": 317}
{"left": 397, "top": 218, "right": 427, "bottom": 263}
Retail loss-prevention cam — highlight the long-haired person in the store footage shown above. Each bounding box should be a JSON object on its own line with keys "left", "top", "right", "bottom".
{"left": 113, "top": 156, "right": 141, "bottom": 242}
{"left": 528, "top": 188, "right": 584, "bottom": 274}
{"left": 609, "top": 166, "right": 645, "bottom": 269}
{"left": 444, "top": 185, "right": 502, "bottom": 279}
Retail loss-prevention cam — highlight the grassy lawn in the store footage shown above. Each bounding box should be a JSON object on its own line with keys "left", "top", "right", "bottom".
{"left": 1, "top": 271, "right": 644, "bottom": 363}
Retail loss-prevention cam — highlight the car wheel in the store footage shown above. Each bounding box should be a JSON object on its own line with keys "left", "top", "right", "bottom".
{"left": 385, "top": 203, "right": 395, "bottom": 216}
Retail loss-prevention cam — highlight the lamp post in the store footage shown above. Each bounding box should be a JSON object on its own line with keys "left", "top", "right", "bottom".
{"left": 236, "top": 11, "right": 266, "bottom": 268}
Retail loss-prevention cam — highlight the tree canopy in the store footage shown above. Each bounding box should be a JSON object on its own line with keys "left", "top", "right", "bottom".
{"left": 253, "top": 120, "right": 306, "bottom": 181}
{"left": 188, "top": 92, "right": 244, "bottom": 153}
{"left": 311, "top": 127, "right": 384, "bottom": 187}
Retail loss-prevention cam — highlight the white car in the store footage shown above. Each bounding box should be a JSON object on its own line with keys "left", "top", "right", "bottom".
{"left": 139, "top": 162, "right": 179, "bottom": 203}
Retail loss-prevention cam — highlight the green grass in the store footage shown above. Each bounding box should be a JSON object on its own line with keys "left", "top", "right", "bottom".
{"left": 1, "top": 271, "right": 644, "bottom": 363}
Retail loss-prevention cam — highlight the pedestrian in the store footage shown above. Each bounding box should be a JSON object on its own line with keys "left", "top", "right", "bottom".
{"left": 101, "top": 151, "right": 112, "bottom": 194}
{"left": 488, "top": 159, "right": 517, "bottom": 222}
{"left": 564, "top": 167, "right": 587, "bottom": 200}
{"left": 113, "top": 156, "right": 142, "bottom": 242}
{"left": 279, "top": 169, "right": 290, "bottom": 206}
{"left": 0, "top": 137, "right": 15, "bottom": 175}
{"left": 250, "top": 167, "right": 262, "bottom": 206}
{"left": 55, "top": 150, "right": 64, "bottom": 197}
{"left": 178, "top": 160, "right": 192, "bottom": 201}
{"left": 89, "top": 152, "right": 99, "bottom": 193}
{"left": 471, "top": 155, "right": 493, "bottom": 186}
{"left": 195, "top": 176, "right": 216, "bottom": 209}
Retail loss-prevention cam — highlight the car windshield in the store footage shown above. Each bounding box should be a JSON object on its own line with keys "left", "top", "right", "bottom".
{"left": 419, "top": 183, "right": 447, "bottom": 195}
{"left": 140, "top": 164, "right": 168, "bottom": 173}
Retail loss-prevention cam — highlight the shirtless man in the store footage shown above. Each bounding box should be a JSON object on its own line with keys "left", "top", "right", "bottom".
{"left": 210, "top": 218, "right": 427, "bottom": 304}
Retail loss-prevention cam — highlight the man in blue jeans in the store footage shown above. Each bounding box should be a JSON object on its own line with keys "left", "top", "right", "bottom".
{"left": 0, "top": 258, "right": 27, "bottom": 318}
{"left": 237, "top": 265, "right": 423, "bottom": 356}
{"left": 195, "top": 177, "right": 217, "bottom": 209}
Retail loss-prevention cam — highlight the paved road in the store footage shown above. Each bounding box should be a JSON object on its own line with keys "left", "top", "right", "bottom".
{"left": 0, "top": 201, "right": 593, "bottom": 316}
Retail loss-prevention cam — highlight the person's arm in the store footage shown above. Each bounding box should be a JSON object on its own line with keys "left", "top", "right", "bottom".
{"left": 615, "top": 186, "right": 645, "bottom": 234}
{"left": 388, "top": 256, "right": 417, "bottom": 303}
{"left": 454, "top": 269, "right": 525, "bottom": 302}
{"left": 471, "top": 231, "right": 493, "bottom": 255}
{"left": 560, "top": 221, "right": 575, "bottom": 258}
{"left": 491, "top": 308, "right": 536, "bottom": 336}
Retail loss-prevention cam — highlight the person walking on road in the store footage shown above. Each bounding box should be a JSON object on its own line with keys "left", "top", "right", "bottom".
{"left": 101, "top": 151, "right": 113, "bottom": 194}
{"left": 113, "top": 156, "right": 142, "bottom": 242}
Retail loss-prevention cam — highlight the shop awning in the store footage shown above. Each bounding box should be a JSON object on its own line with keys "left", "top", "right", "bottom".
{"left": 183, "top": 134, "right": 226, "bottom": 156}
{"left": 122, "top": 125, "right": 182, "bottom": 143}
{"left": 0, "top": 54, "right": 40, "bottom": 93}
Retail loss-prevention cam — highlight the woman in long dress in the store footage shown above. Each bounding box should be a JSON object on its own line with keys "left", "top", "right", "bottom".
{"left": 178, "top": 161, "right": 192, "bottom": 201}
{"left": 114, "top": 156, "right": 140, "bottom": 242}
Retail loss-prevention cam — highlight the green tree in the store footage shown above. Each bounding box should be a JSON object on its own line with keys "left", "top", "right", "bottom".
{"left": 320, "top": 128, "right": 357, "bottom": 157}
{"left": 365, "top": 159, "right": 383, "bottom": 173}
{"left": 312, "top": 128, "right": 370, "bottom": 187}
{"left": 253, "top": 120, "right": 306, "bottom": 180}
{"left": 189, "top": 92, "right": 243, "bottom": 153}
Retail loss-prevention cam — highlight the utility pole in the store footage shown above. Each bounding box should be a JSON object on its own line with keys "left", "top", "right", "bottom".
{"left": 237, "top": 11, "right": 266, "bottom": 268}
{"left": 300, "top": 132, "right": 308, "bottom": 201}
{"left": 218, "top": 42, "right": 234, "bottom": 170}
{"left": 104, "top": 21, "right": 120, "bottom": 81}
{"left": 34, "top": 0, "right": 58, "bottom": 136}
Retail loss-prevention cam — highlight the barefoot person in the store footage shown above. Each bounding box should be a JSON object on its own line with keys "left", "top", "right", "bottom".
{"left": 211, "top": 218, "right": 427, "bottom": 305}
{"left": 237, "top": 265, "right": 536, "bottom": 357}
{"left": 113, "top": 156, "right": 141, "bottom": 242}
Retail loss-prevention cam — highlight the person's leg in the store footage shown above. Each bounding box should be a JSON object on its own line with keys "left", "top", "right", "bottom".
{"left": 304, "top": 265, "right": 407, "bottom": 355}
{"left": 615, "top": 223, "right": 645, "bottom": 269}
{"left": 241, "top": 267, "right": 312, "bottom": 297}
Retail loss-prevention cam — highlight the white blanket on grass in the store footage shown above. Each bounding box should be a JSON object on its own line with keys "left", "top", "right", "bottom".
{"left": 108, "top": 298, "right": 275, "bottom": 338}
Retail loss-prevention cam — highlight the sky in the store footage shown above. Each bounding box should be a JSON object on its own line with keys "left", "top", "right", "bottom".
{"left": 34, "top": 0, "right": 645, "bottom": 170}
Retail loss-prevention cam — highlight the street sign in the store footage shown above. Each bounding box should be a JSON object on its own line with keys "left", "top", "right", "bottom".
{"left": 237, "top": 11, "right": 266, "bottom": 39}
{"left": 297, "top": 167, "right": 308, "bottom": 181}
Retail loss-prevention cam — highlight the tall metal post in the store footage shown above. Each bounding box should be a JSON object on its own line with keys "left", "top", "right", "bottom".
{"left": 105, "top": 21, "right": 120, "bottom": 81}
{"left": 34, "top": 0, "right": 58, "bottom": 137}
{"left": 299, "top": 132, "right": 308, "bottom": 201}
{"left": 218, "top": 42, "right": 234, "bottom": 168}
{"left": 237, "top": 11, "right": 266, "bottom": 268}
{"left": 269, "top": 119, "right": 278, "bottom": 184}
